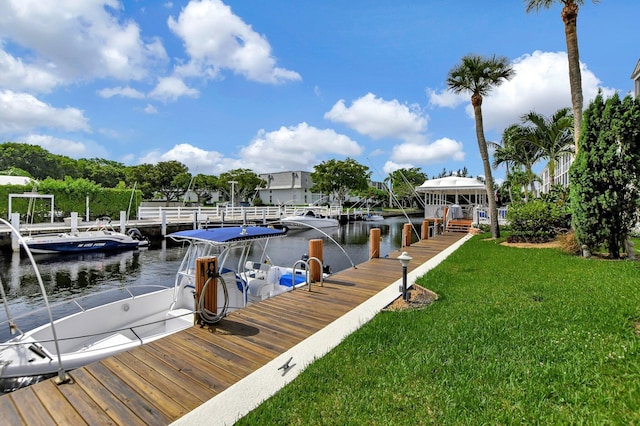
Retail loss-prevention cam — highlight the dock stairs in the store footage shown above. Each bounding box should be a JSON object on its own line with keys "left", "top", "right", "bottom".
{"left": 446, "top": 219, "right": 472, "bottom": 233}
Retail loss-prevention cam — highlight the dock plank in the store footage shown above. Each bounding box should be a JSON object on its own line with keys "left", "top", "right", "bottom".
{"left": 30, "top": 379, "right": 87, "bottom": 426}
{"left": 7, "top": 387, "right": 57, "bottom": 426}
{"left": 100, "top": 356, "right": 191, "bottom": 420}
{"left": 0, "top": 391, "right": 25, "bottom": 426}
{"left": 0, "top": 232, "right": 467, "bottom": 425}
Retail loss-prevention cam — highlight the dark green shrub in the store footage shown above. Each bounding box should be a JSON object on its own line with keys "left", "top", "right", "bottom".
{"left": 506, "top": 200, "right": 571, "bottom": 243}
{"left": 570, "top": 93, "right": 640, "bottom": 258}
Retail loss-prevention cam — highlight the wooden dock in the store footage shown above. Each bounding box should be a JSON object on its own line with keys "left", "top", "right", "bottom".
{"left": 0, "top": 232, "right": 467, "bottom": 425}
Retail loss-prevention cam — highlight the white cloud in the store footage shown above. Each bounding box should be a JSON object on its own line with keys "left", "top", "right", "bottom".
{"left": 167, "top": 0, "right": 301, "bottom": 84}
{"left": 240, "top": 122, "right": 363, "bottom": 173}
{"left": 480, "top": 50, "right": 615, "bottom": 132}
{"left": 18, "top": 134, "right": 107, "bottom": 158}
{"left": 0, "top": 0, "right": 167, "bottom": 86}
{"left": 138, "top": 143, "right": 226, "bottom": 173}
{"left": 143, "top": 104, "right": 158, "bottom": 114}
{"left": 149, "top": 76, "right": 199, "bottom": 101}
{"left": 134, "top": 123, "right": 362, "bottom": 174}
{"left": 427, "top": 50, "right": 615, "bottom": 134}
{"left": 0, "top": 49, "right": 61, "bottom": 93}
{"left": 390, "top": 137, "right": 465, "bottom": 166}
{"left": 383, "top": 160, "right": 415, "bottom": 175}
{"left": 325, "top": 93, "right": 428, "bottom": 142}
{"left": 0, "top": 90, "right": 90, "bottom": 133}
{"left": 98, "top": 86, "right": 145, "bottom": 99}
{"left": 427, "top": 88, "right": 465, "bottom": 109}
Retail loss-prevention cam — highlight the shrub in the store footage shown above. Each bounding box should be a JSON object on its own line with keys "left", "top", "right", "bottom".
{"left": 506, "top": 200, "right": 571, "bottom": 243}
{"left": 570, "top": 93, "right": 640, "bottom": 258}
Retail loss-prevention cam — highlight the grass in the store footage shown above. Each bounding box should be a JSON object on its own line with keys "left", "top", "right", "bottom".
{"left": 237, "top": 235, "right": 640, "bottom": 425}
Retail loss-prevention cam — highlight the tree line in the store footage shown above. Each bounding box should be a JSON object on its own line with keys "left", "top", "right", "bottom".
{"left": 0, "top": 143, "right": 449, "bottom": 208}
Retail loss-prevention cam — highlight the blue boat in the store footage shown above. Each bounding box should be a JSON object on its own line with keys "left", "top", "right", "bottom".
{"left": 22, "top": 221, "right": 149, "bottom": 254}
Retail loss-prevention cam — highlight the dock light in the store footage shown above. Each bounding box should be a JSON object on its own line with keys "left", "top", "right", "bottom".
{"left": 397, "top": 251, "right": 412, "bottom": 301}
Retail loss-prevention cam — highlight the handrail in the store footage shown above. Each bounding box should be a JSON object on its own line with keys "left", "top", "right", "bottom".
{"left": 306, "top": 256, "right": 324, "bottom": 290}
{"left": 290, "top": 256, "right": 325, "bottom": 292}
{"left": 291, "top": 260, "right": 310, "bottom": 291}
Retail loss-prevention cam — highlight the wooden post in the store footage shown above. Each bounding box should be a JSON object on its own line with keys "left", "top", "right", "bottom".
{"left": 309, "top": 239, "right": 323, "bottom": 282}
{"left": 402, "top": 223, "right": 412, "bottom": 247}
{"left": 196, "top": 257, "right": 218, "bottom": 325}
{"left": 421, "top": 219, "right": 429, "bottom": 240}
{"left": 369, "top": 228, "right": 381, "bottom": 258}
{"left": 443, "top": 207, "right": 449, "bottom": 232}
{"left": 433, "top": 218, "right": 440, "bottom": 235}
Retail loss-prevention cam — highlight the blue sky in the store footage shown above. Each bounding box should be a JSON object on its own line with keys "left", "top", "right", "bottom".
{"left": 0, "top": 0, "right": 637, "bottom": 183}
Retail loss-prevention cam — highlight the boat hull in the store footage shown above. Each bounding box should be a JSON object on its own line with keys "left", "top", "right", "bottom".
{"left": 24, "top": 231, "right": 143, "bottom": 254}
{"left": 0, "top": 287, "right": 193, "bottom": 378}
{"left": 280, "top": 218, "right": 339, "bottom": 229}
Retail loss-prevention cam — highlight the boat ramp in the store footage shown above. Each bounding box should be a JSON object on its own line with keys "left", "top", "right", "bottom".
{"left": 0, "top": 230, "right": 468, "bottom": 425}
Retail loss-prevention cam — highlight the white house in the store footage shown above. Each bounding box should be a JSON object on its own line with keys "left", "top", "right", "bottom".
{"left": 539, "top": 152, "right": 573, "bottom": 194}
{"left": 258, "top": 171, "right": 324, "bottom": 205}
{"left": 0, "top": 175, "right": 35, "bottom": 186}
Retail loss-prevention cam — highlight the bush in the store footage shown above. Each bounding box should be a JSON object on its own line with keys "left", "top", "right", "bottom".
{"left": 506, "top": 200, "right": 571, "bottom": 243}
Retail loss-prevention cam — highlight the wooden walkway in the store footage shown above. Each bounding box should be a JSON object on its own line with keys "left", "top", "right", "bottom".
{"left": 0, "top": 232, "right": 467, "bottom": 425}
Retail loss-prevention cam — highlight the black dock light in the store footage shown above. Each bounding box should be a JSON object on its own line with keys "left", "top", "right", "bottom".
{"left": 397, "top": 251, "right": 412, "bottom": 301}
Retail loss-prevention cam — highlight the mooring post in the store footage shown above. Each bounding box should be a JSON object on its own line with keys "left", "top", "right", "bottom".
{"left": 369, "top": 228, "right": 381, "bottom": 259}
{"left": 402, "top": 223, "right": 412, "bottom": 247}
{"left": 421, "top": 219, "right": 429, "bottom": 240}
{"left": 309, "top": 239, "right": 323, "bottom": 282}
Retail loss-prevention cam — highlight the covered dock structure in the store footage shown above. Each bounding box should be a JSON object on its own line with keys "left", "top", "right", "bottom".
{"left": 415, "top": 176, "right": 488, "bottom": 230}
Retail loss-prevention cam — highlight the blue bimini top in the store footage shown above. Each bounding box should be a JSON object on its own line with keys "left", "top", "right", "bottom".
{"left": 168, "top": 226, "right": 287, "bottom": 245}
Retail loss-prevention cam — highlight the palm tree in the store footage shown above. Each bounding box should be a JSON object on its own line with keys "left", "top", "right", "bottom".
{"left": 525, "top": 0, "right": 599, "bottom": 153}
{"left": 447, "top": 54, "right": 515, "bottom": 238}
{"left": 490, "top": 124, "right": 542, "bottom": 201}
{"left": 521, "top": 108, "right": 574, "bottom": 186}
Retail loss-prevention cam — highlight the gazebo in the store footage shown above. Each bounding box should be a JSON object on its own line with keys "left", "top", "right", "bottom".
{"left": 415, "top": 176, "right": 487, "bottom": 221}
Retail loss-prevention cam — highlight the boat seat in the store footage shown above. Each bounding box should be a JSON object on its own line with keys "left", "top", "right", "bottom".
{"left": 245, "top": 261, "right": 271, "bottom": 273}
{"left": 247, "top": 266, "right": 284, "bottom": 302}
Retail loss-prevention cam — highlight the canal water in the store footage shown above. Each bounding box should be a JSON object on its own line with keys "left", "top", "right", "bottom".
{"left": 0, "top": 215, "right": 425, "bottom": 346}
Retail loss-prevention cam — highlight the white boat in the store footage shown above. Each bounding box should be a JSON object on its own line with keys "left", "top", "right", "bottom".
{"left": 0, "top": 225, "right": 325, "bottom": 380}
{"left": 22, "top": 220, "right": 149, "bottom": 254}
{"left": 364, "top": 213, "right": 384, "bottom": 221}
{"left": 280, "top": 209, "right": 340, "bottom": 230}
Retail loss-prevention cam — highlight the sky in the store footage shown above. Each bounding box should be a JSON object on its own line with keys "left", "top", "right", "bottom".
{"left": 0, "top": 0, "right": 638, "bottom": 184}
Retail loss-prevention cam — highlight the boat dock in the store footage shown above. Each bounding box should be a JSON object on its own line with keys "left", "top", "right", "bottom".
{"left": 0, "top": 232, "right": 468, "bottom": 425}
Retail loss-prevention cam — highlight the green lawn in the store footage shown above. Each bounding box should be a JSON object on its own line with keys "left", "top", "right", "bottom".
{"left": 237, "top": 235, "right": 640, "bottom": 425}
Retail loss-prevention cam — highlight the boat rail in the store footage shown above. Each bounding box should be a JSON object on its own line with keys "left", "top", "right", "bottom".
{"left": 0, "top": 284, "right": 177, "bottom": 342}
{"left": 291, "top": 256, "right": 324, "bottom": 292}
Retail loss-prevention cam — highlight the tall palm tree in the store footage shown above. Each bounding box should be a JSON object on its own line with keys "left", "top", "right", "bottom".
{"left": 525, "top": 0, "right": 599, "bottom": 153}
{"left": 521, "top": 108, "right": 574, "bottom": 185}
{"left": 447, "top": 54, "right": 515, "bottom": 238}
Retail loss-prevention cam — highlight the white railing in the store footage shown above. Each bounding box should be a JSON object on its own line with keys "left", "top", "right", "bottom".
{"left": 424, "top": 204, "right": 474, "bottom": 220}
{"left": 473, "top": 206, "right": 508, "bottom": 226}
{"left": 137, "top": 205, "right": 343, "bottom": 222}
